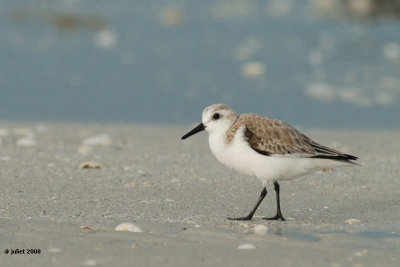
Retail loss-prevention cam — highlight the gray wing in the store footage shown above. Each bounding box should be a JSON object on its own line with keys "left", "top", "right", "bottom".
{"left": 237, "top": 114, "right": 358, "bottom": 162}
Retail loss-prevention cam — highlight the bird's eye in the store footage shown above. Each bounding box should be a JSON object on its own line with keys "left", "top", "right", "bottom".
{"left": 213, "top": 113, "right": 220, "bottom": 120}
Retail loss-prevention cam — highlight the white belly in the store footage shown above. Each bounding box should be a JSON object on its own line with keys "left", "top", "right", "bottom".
{"left": 208, "top": 130, "right": 347, "bottom": 183}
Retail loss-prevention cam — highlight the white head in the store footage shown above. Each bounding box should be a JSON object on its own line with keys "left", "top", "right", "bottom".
{"left": 201, "top": 104, "right": 238, "bottom": 134}
{"left": 181, "top": 104, "right": 238, "bottom": 139}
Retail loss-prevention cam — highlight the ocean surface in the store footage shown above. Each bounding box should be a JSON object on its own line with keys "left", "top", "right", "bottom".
{"left": 1, "top": 0, "right": 399, "bottom": 128}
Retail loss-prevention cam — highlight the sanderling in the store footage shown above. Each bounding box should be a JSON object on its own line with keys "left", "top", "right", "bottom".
{"left": 181, "top": 104, "right": 358, "bottom": 221}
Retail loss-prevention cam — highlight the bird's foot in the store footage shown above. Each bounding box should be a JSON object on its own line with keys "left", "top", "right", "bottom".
{"left": 263, "top": 214, "right": 286, "bottom": 221}
{"left": 228, "top": 216, "right": 253, "bottom": 221}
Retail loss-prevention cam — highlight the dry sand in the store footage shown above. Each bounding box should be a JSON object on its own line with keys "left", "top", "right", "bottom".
{"left": 0, "top": 122, "right": 399, "bottom": 266}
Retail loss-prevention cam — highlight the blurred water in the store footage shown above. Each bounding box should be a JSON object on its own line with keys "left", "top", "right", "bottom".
{"left": 0, "top": 0, "right": 399, "bottom": 128}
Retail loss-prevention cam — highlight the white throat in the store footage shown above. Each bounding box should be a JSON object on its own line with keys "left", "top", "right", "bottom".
{"left": 206, "top": 121, "right": 235, "bottom": 165}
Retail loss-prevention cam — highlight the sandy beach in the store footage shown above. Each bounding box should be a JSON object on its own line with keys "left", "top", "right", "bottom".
{"left": 0, "top": 122, "right": 399, "bottom": 266}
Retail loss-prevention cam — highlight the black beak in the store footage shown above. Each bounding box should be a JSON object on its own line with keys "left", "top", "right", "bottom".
{"left": 181, "top": 123, "right": 205, "bottom": 140}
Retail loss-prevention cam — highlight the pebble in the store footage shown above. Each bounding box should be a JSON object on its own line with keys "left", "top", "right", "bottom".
{"left": 115, "top": 223, "right": 143, "bottom": 233}
{"left": 79, "top": 161, "right": 105, "bottom": 169}
{"left": 237, "top": 243, "right": 256, "bottom": 250}
{"left": 82, "top": 134, "right": 112, "bottom": 146}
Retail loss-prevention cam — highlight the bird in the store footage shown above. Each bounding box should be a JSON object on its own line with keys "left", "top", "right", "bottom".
{"left": 181, "top": 104, "right": 358, "bottom": 221}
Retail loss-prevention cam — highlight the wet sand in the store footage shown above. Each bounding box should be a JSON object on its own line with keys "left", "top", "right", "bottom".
{"left": 0, "top": 122, "right": 399, "bottom": 266}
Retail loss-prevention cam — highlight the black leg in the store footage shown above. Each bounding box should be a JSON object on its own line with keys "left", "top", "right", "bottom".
{"left": 264, "top": 181, "right": 285, "bottom": 221}
{"left": 228, "top": 187, "right": 267, "bottom": 221}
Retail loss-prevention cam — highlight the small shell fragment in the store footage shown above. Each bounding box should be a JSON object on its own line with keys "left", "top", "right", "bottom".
{"left": 115, "top": 223, "right": 143, "bottom": 233}
{"left": 79, "top": 161, "right": 104, "bottom": 169}
{"left": 237, "top": 243, "right": 256, "bottom": 250}
{"left": 344, "top": 218, "right": 361, "bottom": 224}
{"left": 16, "top": 138, "right": 37, "bottom": 147}
{"left": 253, "top": 224, "right": 268, "bottom": 235}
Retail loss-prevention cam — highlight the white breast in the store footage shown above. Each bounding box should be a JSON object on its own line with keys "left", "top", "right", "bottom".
{"left": 208, "top": 126, "right": 347, "bottom": 183}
